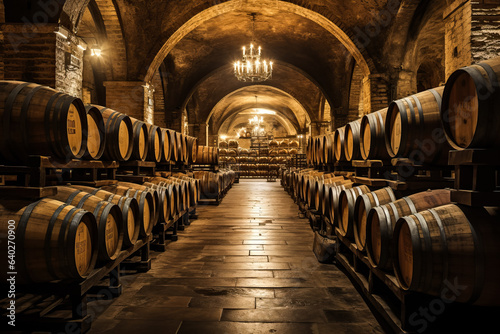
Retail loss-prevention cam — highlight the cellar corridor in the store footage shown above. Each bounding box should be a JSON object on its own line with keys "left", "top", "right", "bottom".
{"left": 89, "top": 181, "right": 382, "bottom": 334}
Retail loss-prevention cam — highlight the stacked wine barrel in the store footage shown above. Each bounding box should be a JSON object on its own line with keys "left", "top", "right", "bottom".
{"left": 195, "top": 146, "right": 219, "bottom": 165}
{"left": 193, "top": 169, "right": 236, "bottom": 199}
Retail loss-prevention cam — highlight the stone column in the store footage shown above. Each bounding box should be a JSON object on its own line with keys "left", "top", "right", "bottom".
{"left": 362, "top": 73, "right": 390, "bottom": 114}
{"left": 444, "top": 0, "right": 500, "bottom": 79}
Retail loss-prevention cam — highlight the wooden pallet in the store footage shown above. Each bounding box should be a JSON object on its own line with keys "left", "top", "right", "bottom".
{"left": 0, "top": 236, "right": 152, "bottom": 333}
{"left": 449, "top": 149, "right": 500, "bottom": 206}
{"left": 0, "top": 156, "right": 118, "bottom": 187}
{"left": 352, "top": 160, "right": 393, "bottom": 179}
{"left": 118, "top": 160, "right": 156, "bottom": 177}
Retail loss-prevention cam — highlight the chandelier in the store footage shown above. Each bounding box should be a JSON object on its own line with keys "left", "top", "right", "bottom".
{"left": 234, "top": 13, "right": 273, "bottom": 82}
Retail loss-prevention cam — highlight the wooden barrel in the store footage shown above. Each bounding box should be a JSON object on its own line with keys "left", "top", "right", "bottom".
{"left": 0, "top": 198, "right": 98, "bottom": 283}
{"left": 353, "top": 187, "right": 396, "bottom": 251}
{"left": 0, "top": 80, "right": 87, "bottom": 163}
{"left": 338, "top": 185, "right": 371, "bottom": 238}
{"left": 83, "top": 105, "right": 106, "bottom": 160}
{"left": 97, "top": 107, "right": 133, "bottom": 161}
{"left": 366, "top": 189, "right": 451, "bottom": 270}
{"left": 345, "top": 119, "right": 362, "bottom": 161}
{"left": 129, "top": 117, "right": 149, "bottom": 161}
{"left": 393, "top": 205, "right": 500, "bottom": 306}
{"left": 146, "top": 124, "right": 162, "bottom": 162}
{"left": 322, "top": 134, "right": 335, "bottom": 164}
{"left": 50, "top": 186, "right": 123, "bottom": 262}
{"left": 175, "top": 132, "right": 185, "bottom": 163}
{"left": 360, "top": 108, "right": 389, "bottom": 160}
{"left": 143, "top": 182, "right": 171, "bottom": 222}
{"left": 70, "top": 185, "right": 140, "bottom": 247}
{"left": 306, "top": 137, "right": 313, "bottom": 164}
{"left": 116, "top": 181, "right": 161, "bottom": 224}
{"left": 166, "top": 129, "right": 178, "bottom": 162}
{"left": 441, "top": 57, "right": 500, "bottom": 149}
{"left": 334, "top": 126, "right": 347, "bottom": 161}
{"left": 159, "top": 128, "right": 171, "bottom": 162}
{"left": 320, "top": 179, "right": 352, "bottom": 218}
{"left": 187, "top": 136, "right": 198, "bottom": 164}
{"left": 101, "top": 185, "right": 155, "bottom": 237}
{"left": 385, "top": 87, "right": 450, "bottom": 165}
{"left": 327, "top": 184, "right": 353, "bottom": 227}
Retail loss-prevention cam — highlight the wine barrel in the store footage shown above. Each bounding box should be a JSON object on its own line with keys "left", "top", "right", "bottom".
{"left": 83, "top": 105, "right": 106, "bottom": 160}
{"left": 166, "top": 129, "right": 178, "bottom": 162}
{"left": 101, "top": 185, "right": 155, "bottom": 237}
{"left": 441, "top": 57, "right": 500, "bottom": 149}
{"left": 360, "top": 108, "right": 389, "bottom": 160}
{"left": 313, "top": 175, "right": 344, "bottom": 212}
{"left": 175, "top": 132, "right": 185, "bottom": 163}
{"left": 334, "top": 126, "right": 347, "bottom": 161}
{"left": 353, "top": 187, "right": 396, "bottom": 251}
{"left": 129, "top": 117, "right": 149, "bottom": 161}
{"left": 143, "top": 181, "right": 171, "bottom": 222}
{"left": 385, "top": 87, "right": 450, "bottom": 165}
{"left": 0, "top": 81, "right": 87, "bottom": 163}
{"left": 306, "top": 137, "right": 313, "bottom": 164}
{"left": 327, "top": 184, "right": 353, "bottom": 227}
{"left": 345, "top": 119, "right": 362, "bottom": 161}
{"left": 159, "top": 128, "right": 171, "bottom": 162}
{"left": 187, "top": 136, "right": 198, "bottom": 164}
{"left": 393, "top": 205, "right": 500, "bottom": 306}
{"left": 0, "top": 198, "right": 98, "bottom": 283}
{"left": 97, "top": 107, "right": 133, "bottom": 161}
{"left": 116, "top": 181, "right": 161, "bottom": 223}
{"left": 322, "top": 134, "right": 335, "bottom": 164}
{"left": 338, "top": 185, "right": 371, "bottom": 238}
{"left": 321, "top": 180, "right": 353, "bottom": 220}
{"left": 70, "top": 185, "right": 140, "bottom": 247}
{"left": 146, "top": 124, "right": 162, "bottom": 163}
{"left": 50, "top": 186, "right": 123, "bottom": 262}
{"left": 366, "top": 189, "right": 451, "bottom": 270}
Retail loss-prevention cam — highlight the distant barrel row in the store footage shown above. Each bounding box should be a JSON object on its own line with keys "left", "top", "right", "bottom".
{"left": 307, "top": 56, "right": 500, "bottom": 165}
{"left": 0, "top": 80, "right": 197, "bottom": 164}
{"left": 193, "top": 170, "right": 236, "bottom": 199}
{"left": 0, "top": 176, "right": 200, "bottom": 284}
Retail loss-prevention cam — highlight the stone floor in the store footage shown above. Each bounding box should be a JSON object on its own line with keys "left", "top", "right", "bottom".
{"left": 89, "top": 180, "right": 384, "bottom": 334}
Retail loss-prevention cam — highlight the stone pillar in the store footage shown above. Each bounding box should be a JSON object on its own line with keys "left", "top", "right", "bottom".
{"left": 362, "top": 73, "right": 390, "bottom": 114}
{"left": 444, "top": 0, "right": 500, "bottom": 79}
{"left": 103, "top": 81, "right": 146, "bottom": 120}
{"left": 444, "top": 0, "right": 473, "bottom": 79}
{"left": 1, "top": 23, "right": 86, "bottom": 97}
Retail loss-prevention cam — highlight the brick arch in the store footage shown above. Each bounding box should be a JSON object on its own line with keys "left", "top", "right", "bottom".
{"left": 206, "top": 85, "right": 311, "bottom": 132}
{"left": 144, "top": 0, "right": 374, "bottom": 83}
{"left": 73, "top": 0, "right": 128, "bottom": 80}
{"left": 183, "top": 61, "right": 328, "bottom": 124}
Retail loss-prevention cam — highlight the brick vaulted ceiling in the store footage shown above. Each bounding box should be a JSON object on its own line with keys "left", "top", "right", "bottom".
{"left": 2, "top": 0, "right": 444, "bottom": 134}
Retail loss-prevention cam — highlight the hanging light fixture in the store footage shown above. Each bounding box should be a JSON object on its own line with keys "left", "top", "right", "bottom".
{"left": 234, "top": 13, "right": 273, "bottom": 82}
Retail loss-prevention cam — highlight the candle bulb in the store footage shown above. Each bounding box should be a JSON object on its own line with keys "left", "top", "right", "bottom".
{"left": 258, "top": 46, "right": 261, "bottom": 55}
{"left": 243, "top": 46, "right": 246, "bottom": 56}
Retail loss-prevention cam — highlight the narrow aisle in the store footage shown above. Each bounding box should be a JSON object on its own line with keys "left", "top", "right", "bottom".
{"left": 90, "top": 180, "right": 383, "bottom": 334}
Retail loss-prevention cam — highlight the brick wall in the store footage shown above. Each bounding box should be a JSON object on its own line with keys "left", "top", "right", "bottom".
{"left": 1, "top": 23, "right": 58, "bottom": 87}
{"left": 104, "top": 81, "right": 145, "bottom": 120}
{"left": 444, "top": 0, "right": 473, "bottom": 79}
{"left": 152, "top": 70, "right": 167, "bottom": 127}
{"left": 349, "top": 64, "right": 363, "bottom": 117}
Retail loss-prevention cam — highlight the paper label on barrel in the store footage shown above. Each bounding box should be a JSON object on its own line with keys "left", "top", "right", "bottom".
{"left": 105, "top": 215, "right": 119, "bottom": 256}
{"left": 67, "top": 104, "right": 83, "bottom": 155}
{"left": 75, "top": 222, "right": 91, "bottom": 276}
